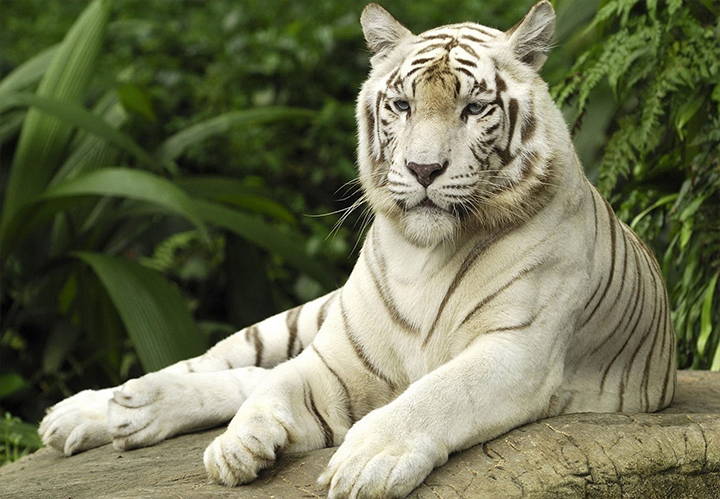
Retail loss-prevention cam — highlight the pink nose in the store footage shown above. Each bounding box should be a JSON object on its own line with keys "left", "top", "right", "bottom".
{"left": 406, "top": 161, "right": 448, "bottom": 187}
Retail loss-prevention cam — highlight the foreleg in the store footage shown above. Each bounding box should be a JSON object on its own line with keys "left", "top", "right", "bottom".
{"left": 39, "top": 290, "right": 340, "bottom": 455}
{"left": 319, "top": 331, "right": 564, "bottom": 499}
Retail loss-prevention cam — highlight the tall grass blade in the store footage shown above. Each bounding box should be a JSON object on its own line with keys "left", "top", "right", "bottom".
{"left": 0, "top": 168, "right": 208, "bottom": 257}
{"left": 1, "top": 92, "right": 157, "bottom": 171}
{"left": 73, "top": 251, "right": 206, "bottom": 372}
{"left": 156, "top": 108, "right": 315, "bottom": 166}
{"left": 192, "top": 198, "right": 334, "bottom": 287}
{"left": 176, "top": 176, "right": 296, "bottom": 224}
{"left": 1, "top": 0, "right": 112, "bottom": 234}
{"left": 0, "top": 44, "right": 58, "bottom": 98}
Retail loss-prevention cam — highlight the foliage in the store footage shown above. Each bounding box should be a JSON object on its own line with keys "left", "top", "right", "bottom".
{"left": 554, "top": 0, "right": 720, "bottom": 369}
{"left": 0, "top": 0, "right": 333, "bottom": 436}
{"left": 0, "top": 412, "right": 43, "bottom": 466}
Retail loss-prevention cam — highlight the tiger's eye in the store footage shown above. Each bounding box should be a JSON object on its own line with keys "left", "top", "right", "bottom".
{"left": 394, "top": 100, "right": 410, "bottom": 112}
{"left": 464, "top": 103, "right": 485, "bottom": 116}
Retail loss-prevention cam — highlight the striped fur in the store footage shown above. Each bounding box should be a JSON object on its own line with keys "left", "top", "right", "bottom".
{"left": 40, "top": 3, "right": 675, "bottom": 498}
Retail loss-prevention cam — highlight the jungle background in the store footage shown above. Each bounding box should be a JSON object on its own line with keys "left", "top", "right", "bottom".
{"left": 0, "top": 0, "right": 718, "bottom": 464}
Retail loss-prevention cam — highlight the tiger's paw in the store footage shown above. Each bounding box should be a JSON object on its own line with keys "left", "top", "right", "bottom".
{"left": 204, "top": 404, "right": 290, "bottom": 486}
{"left": 38, "top": 388, "right": 114, "bottom": 456}
{"left": 318, "top": 408, "right": 446, "bottom": 499}
{"left": 108, "top": 372, "right": 191, "bottom": 451}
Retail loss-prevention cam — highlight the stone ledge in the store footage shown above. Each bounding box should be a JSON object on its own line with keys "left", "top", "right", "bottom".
{"left": 1, "top": 371, "right": 718, "bottom": 499}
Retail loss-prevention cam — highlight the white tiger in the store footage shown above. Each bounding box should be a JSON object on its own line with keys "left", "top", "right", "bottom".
{"left": 39, "top": 2, "right": 676, "bottom": 498}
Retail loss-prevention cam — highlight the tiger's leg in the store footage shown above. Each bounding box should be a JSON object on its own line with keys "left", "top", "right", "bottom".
{"left": 203, "top": 312, "right": 395, "bottom": 487}
{"left": 39, "top": 290, "right": 339, "bottom": 456}
{"left": 318, "top": 330, "right": 564, "bottom": 499}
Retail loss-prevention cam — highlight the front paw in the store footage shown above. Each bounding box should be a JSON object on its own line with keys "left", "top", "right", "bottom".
{"left": 39, "top": 388, "right": 114, "bottom": 456}
{"left": 204, "top": 406, "right": 290, "bottom": 486}
{"left": 318, "top": 409, "right": 446, "bottom": 499}
{"left": 108, "top": 372, "right": 190, "bottom": 451}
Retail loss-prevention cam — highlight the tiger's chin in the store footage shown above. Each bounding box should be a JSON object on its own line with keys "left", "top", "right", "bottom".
{"left": 401, "top": 206, "right": 460, "bottom": 247}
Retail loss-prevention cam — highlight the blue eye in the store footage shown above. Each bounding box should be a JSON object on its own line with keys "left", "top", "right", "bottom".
{"left": 464, "top": 103, "right": 485, "bottom": 116}
{"left": 394, "top": 100, "right": 410, "bottom": 112}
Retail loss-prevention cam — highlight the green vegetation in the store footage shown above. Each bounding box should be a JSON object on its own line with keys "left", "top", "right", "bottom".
{"left": 0, "top": 0, "right": 717, "bottom": 465}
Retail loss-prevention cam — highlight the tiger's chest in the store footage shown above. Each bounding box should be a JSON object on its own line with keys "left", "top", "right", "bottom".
{"left": 350, "top": 217, "right": 545, "bottom": 380}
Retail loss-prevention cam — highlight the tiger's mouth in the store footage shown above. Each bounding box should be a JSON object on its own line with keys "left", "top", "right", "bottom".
{"left": 400, "top": 196, "right": 443, "bottom": 212}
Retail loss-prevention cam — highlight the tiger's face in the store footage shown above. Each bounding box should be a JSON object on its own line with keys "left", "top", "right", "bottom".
{"left": 357, "top": 3, "right": 561, "bottom": 247}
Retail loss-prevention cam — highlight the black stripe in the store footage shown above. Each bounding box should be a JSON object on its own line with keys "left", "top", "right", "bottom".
{"left": 581, "top": 199, "right": 618, "bottom": 327}
{"left": 462, "top": 26, "right": 495, "bottom": 38}
{"left": 416, "top": 43, "right": 446, "bottom": 55}
{"left": 286, "top": 305, "right": 302, "bottom": 358}
{"left": 617, "top": 241, "right": 657, "bottom": 411}
{"left": 411, "top": 57, "right": 434, "bottom": 66}
{"left": 422, "top": 222, "right": 522, "bottom": 348}
{"left": 587, "top": 237, "right": 639, "bottom": 360}
{"left": 311, "top": 344, "right": 356, "bottom": 424}
{"left": 521, "top": 111, "right": 536, "bottom": 143}
{"left": 625, "top": 236, "right": 660, "bottom": 411}
{"left": 455, "top": 66, "right": 475, "bottom": 78}
{"left": 660, "top": 311, "right": 675, "bottom": 407}
{"left": 454, "top": 57, "right": 477, "bottom": 67}
{"left": 460, "top": 262, "right": 542, "bottom": 328}
{"left": 422, "top": 34, "right": 452, "bottom": 41}
{"left": 461, "top": 312, "right": 539, "bottom": 351}
{"left": 599, "top": 239, "right": 644, "bottom": 393}
{"left": 461, "top": 34, "right": 487, "bottom": 44}
{"left": 365, "top": 229, "right": 419, "bottom": 333}
{"left": 305, "top": 386, "right": 334, "bottom": 447}
{"left": 590, "top": 188, "right": 599, "bottom": 247}
{"left": 339, "top": 294, "right": 395, "bottom": 390}
{"left": 505, "top": 98, "right": 519, "bottom": 156}
{"left": 363, "top": 102, "right": 375, "bottom": 158}
{"left": 494, "top": 72, "right": 507, "bottom": 94}
{"left": 386, "top": 67, "right": 401, "bottom": 87}
{"left": 245, "top": 325, "right": 264, "bottom": 367}
{"left": 457, "top": 43, "right": 479, "bottom": 59}
{"left": 316, "top": 292, "right": 337, "bottom": 331}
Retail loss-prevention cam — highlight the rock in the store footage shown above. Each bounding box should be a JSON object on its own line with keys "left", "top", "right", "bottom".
{"left": 1, "top": 371, "right": 719, "bottom": 499}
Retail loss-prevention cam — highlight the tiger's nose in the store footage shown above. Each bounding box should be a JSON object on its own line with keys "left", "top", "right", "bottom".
{"left": 406, "top": 161, "right": 448, "bottom": 188}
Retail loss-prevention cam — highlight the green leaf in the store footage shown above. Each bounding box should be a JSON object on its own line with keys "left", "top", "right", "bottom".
{"left": 697, "top": 272, "right": 719, "bottom": 357}
{"left": 51, "top": 92, "right": 128, "bottom": 185}
{"left": 176, "top": 176, "right": 296, "bottom": 224}
{"left": 0, "top": 375, "right": 27, "bottom": 399}
{"left": 0, "top": 44, "right": 58, "bottom": 99}
{"left": 192, "top": 198, "right": 335, "bottom": 288}
{"left": 1, "top": 92, "right": 158, "bottom": 171}
{"left": 116, "top": 83, "right": 156, "bottom": 122}
{"left": 0, "top": 111, "right": 26, "bottom": 146}
{"left": 155, "top": 107, "right": 316, "bottom": 166}
{"left": 0, "top": 168, "right": 208, "bottom": 258}
{"left": 629, "top": 193, "right": 678, "bottom": 230}
{"left": 72, "top": 252, "right": 206, "bottom": 372}
{"left": 0, "top": 0, "right": 112, "bottom": 236}
{"left": 0, "top": 414, "right": 43, "bottom": 451}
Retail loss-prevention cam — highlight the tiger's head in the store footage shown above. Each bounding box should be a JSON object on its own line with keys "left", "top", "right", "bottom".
{"left": 357, "top": 1, "right": 572, "bottom": 247}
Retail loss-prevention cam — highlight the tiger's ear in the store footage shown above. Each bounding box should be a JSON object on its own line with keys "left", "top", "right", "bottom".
{"left": 361, "top": 3, "right": 412, "bottom": 65}
{"left": 506, "top": 0, "right": 555, "bottom": 71}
